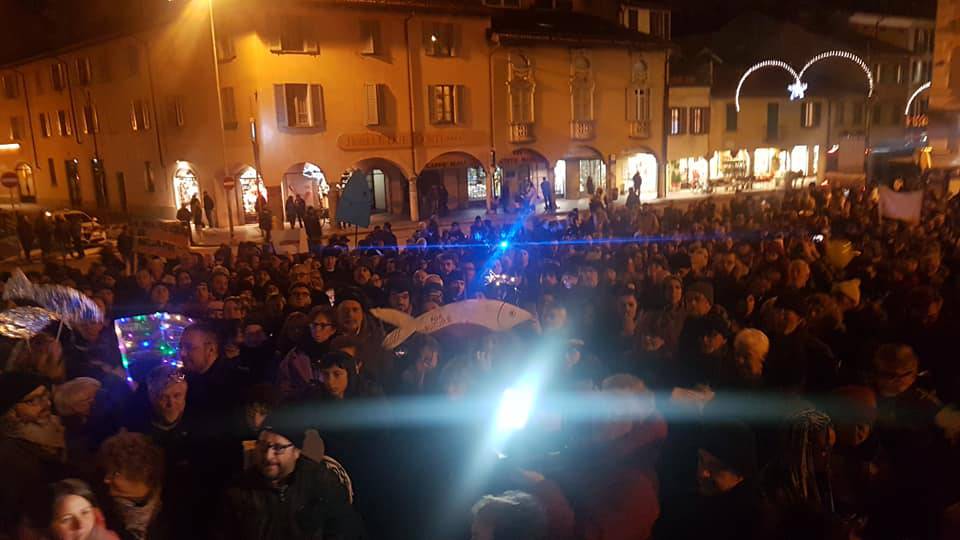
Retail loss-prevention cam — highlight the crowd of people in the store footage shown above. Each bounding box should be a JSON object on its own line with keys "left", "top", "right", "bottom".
{"left": 3, "top": 182, "right": 960, "bottom": 539}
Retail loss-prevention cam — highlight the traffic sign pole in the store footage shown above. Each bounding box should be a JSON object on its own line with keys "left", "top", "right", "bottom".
{"left": 223, "top": 176, "right": 236, "bottom": 238}
{"left": 1, "top": 172, "right": 18, "bottom": 210}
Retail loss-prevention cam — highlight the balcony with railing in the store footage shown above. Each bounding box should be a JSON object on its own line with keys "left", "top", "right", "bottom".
{"left": 570, "top": 120, "right": 595, "bottom": 140}
{"left": 509, "top": 122, "right": 535, "bottom": 143}
{"left": 628, "top": 120, "right": 650, "bottom": 139}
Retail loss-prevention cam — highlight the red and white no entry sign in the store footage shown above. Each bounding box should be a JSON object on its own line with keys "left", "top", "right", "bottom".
{"left": 0, "top": 171, "right": 18, "bottom": 189}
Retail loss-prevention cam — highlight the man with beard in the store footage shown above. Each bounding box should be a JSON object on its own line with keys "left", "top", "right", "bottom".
{"left": 0, "top": 373, "right": 68, "bottom": 534}
{"left": 215, "top": 411, "right": 363, "bottom": 539}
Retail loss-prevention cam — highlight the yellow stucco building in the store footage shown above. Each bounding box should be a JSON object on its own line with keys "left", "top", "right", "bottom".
{"left": 0, "top": 0, "right": 672, "bottom": 223}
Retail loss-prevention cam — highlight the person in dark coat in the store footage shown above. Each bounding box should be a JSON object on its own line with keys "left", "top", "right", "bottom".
{"left": 203, "top": 190, "right": 216, "bottom": 228}
{"left": 117, "top": 225, "right": 135, "bottom": 273}
{"left": 259, "top": 206, "right": 273, "bottom": 243}
{"left": 190, "top": 194, "right": 203, "bottom": 232}
{"left": 285, "top": 196, "right": 297, "bottom": 230}
{"left": 213, "top": 412, "right": 364, "bottom": 540}
{"left": 69, "top": 216, "right": 85, "bottom": 258}
{"left": 0, "top": 373, "right": 68, "bottom": 535}
{"left": 295, "top": 194, "right": 307, "bottom": 228}
{"left": 34, "top": 213, "right": 52, "bottom": 259}
{"left": 16, "top": 212, "right": 34, "bottom": 261}
{"left": 541, "top": 177, "right": 554, "bottom": 212}
{"left": 654, "top": 421, "right": 765, "bottom": 540}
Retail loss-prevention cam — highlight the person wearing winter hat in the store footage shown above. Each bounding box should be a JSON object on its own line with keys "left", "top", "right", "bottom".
{"left": 683, "top": 280, "right": 714, "bottom": 317}
{"left": 216, "top": 408, "right": 363, "bottom": 539}
{"left": 0, "top": 372, "right": 68, "bottom": 534}
{"left": 654, "top": 421, "right": 764, "bottom": 540}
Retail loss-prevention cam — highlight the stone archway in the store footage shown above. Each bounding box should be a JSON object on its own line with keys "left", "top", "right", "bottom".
{"left": 348, "top": 158, "right": 411, "bottom": 217}
{"left": 420, "top": 151, "right": 487, "bottom": 215}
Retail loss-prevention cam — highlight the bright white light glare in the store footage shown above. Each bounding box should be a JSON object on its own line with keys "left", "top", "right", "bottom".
{"left": 499, "top": 240, "right": 509, "bottom": 249}
{"left": 828, "top": 144, "right": 840, "bottom": 154}
{"left": 904, "top": 81, "right": 932, "bottom": 116}
{"left": 0, "top": 143, "right": 21, "bottom": 152}
{"left": 495, "top": 387, "right": 535, "bottom": 433}
{"left": 735, "top": 60, "right": 799, "bottom": 112}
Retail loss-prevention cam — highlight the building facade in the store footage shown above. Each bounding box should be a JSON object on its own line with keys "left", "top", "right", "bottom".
{"left": 0, "top": 0, "right": 672, "bottom": 223}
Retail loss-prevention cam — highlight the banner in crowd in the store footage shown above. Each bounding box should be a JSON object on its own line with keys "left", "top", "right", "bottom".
{"left": 372, "top": 299, "right": 533, "bottom": 349}
{"left": 878, "top": 186, "right": 923, "bottom": 223}
{"left": 133, "top": 220, "right": 192, "bottom": 260}
{"left": 336, "top": 170, "right": 372, "bottom": 228}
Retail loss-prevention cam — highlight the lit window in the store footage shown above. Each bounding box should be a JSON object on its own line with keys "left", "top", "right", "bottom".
{"left": 668, "top": 107, "right": 687, "bottom": 135}
{"left": 423, "top": 23, "right": 455, "bottom": 57}
{"left": 690, "top": 107, "right": 709, "bottom": 135}
{"left": 429, "top": 85, "right": 460, "bottom": 124}
{"left": 131, "top": 99, "right": 151, "bottom": 132}
{"left": 801, "top": 101, "right": 821, "bottom": 128}
{"left": 81, "top": 105, "right": 99, "bottom": 134}
{"left": 276, "top": 83, "right": 324, "bottom": 128}
{"left": 9, "top": 116, "right": 23, "bottom": 141}
{"left": 50, "top": 63, "right": 67, "bottom": 92}
{"left": 57, "top": 110, "right": 72, "bottom": 136}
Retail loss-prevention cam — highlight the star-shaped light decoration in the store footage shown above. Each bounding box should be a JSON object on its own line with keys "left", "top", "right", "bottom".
{"left": 788, "top": 81, "right": 808, "bottom": 100}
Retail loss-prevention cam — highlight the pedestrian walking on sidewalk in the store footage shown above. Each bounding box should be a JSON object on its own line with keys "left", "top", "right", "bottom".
{"left": 203, "top": 190, "right": 216, "bottom": 228}
{"left": 190, "top": 194, "right": 203, "bottom": 233}
{"left": 286, "top": 196, "right": 297, "bottom": 230}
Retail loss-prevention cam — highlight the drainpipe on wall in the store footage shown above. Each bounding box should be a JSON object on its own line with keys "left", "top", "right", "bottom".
{"left": 660, "top": 49, "right": 670, "bottom": 199}
{"left": 487, "top": 40, "right": 500, "bottom": 214}
{"left": 11, "top": 69, "right": 39, "bottom": 170}
{"left": 404, "top": 12, "right": 420, "bottom": 222}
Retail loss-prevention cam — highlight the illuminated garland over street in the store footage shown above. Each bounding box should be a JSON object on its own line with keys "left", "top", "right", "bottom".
{"left": 735, "top": 50, "right": 875, "bottom": 111}
{"left": 904, "top": 81, "right": 932, "bottom": 116}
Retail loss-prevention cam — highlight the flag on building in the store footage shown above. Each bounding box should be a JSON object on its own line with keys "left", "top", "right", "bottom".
{"left": 878, "top": 186, "right": 922, "bottom": 223}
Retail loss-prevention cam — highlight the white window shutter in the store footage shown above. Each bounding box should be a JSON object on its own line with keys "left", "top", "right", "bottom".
{"left": 453, "top": 85, "right": 464, "bottom": 124}
{"left": 274, "top": 84, "right": 288, "bottom": 128}
{"left": 142, "top": 102, "right": 151, "bottom": 130}
{"left": 130, "top": 102, "right": 138, "bottom": 131}
{"left": 427, "top": 85, "right": 436, "bottom": 123}
{"left": 365, "top": 84, "right": 381, "bottom": 126}
{"left": 309, "top": 84, "right": 324, "bottom": 128}
{"left": 304, "top": 33, "right": 319, "bottom": 54}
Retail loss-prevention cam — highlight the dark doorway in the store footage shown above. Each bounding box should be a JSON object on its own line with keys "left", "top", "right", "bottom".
{"left": 65, "top": 159, "right": 81, "bottom": 207}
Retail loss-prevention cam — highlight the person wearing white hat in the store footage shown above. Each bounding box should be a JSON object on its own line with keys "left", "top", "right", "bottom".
{"left": 831, "top": 279, "right": 861, "bottom": 312}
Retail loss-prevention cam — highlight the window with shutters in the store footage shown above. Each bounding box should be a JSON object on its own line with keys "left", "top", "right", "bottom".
{"left": 801, "top": 101, "right": 821, "bottom": 128}
{"left": 9, "top": 116, "right": 23, "bottom": 141}
{"left": 221, "top": 87, "right": 238, "bottom": 129}
{"left": 429, "top": 85, "right": 461, "bottom": 124}
{"left": 668, "top": 107, "right": 686, "bottom": 135}
{"left": 570, "top": 52, "right": 593, "bottom": 122}
{"left": 145, "top": 161, "right": 156, "bottom": 193}
{"left": 39, "top": 113, "right": 51, "bottom": 138}
{"left": 2, "top": 74, "right": 19, "bottom": 99}
{"left": 57, "top": 110, "right": 72, "bottom": 136}
{"left": 424, "top": 23, "right": 455, "bottom": 57}
{"left": 170, "top": 96, "right": 186, "bottom": 128}
{"left": 360, "top": 21, "right": 381, "bottom": 56}
{"left": 725, "top": 103, "right": 737, "bottom": 131}
{"left": 217, "top": 35, "right": 236, "bottom": 62}
{"left": 81, "top": 105, "right": 99, "bottom": 134}
{"left": 483, "top": 0, "right": 521, "bottom": 6}
{"left": 275, "top": 84, "right": 324, "bottom": 128}
{"left": 131, "top": 99, "right": 151, "bottom": 132}
{"left": 627, "top": 86, "right": 649, "bottom": 122}
{"left": 508, "top": 53, "right": 535, "bottom": 124}
{"left": 364, "top": 83, "right": 383, "bottom": 126}
{"left": 51, "top": 63, "right": 67, "bottom": 92}
{"left": 833, "top": 102, "right": 845, "bottom": 126}
{"left": 650, "top": 11, "right": 670, "bottom": 39}
{"left": 534, "top": 0, "right": 572, "bottom": 9}
{"left": 76, "top": 58, "right": 92, "bottom": 86}
{"left": 274, "top": 18, "right": 318, "bottom": 54}
{"left": 690, "top": 107, "right": 709, "bottom": 134}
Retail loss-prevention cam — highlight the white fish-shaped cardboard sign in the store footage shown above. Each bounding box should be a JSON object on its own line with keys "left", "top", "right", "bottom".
{"left": 371, "top": 299, "right": 533, "bottom": 350}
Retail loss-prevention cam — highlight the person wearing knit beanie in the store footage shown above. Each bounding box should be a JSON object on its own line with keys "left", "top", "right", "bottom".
{"left": 0, "top": 372, "right": 50, "bottom": 422}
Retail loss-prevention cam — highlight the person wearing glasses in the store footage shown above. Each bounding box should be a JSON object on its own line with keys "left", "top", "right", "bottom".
{"left": 215, "top": 411, "right": 363, "bottom": 539}
{"left": 97, "top": 431, "right": 174, "bottom": 539}
{"left": 278, "top": 306, "right": 338, "bottom": 400}
{"left": 0, "top": 373, "right": 69, "bottom": 534}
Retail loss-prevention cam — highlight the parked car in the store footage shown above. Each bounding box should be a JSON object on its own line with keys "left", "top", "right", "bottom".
{"left": 49, "top": 209, "right": 107, "bottom": 246}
